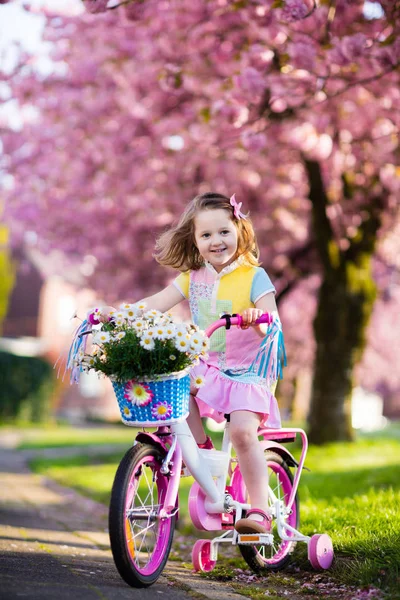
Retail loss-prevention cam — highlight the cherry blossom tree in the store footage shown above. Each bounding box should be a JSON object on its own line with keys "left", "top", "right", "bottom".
{"left": 1, "top": 0, "right": 399, "bottom": 442}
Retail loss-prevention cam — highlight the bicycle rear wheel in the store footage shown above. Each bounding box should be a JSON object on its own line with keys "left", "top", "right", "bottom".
{"left": 235, "top": 450, "right": 299, "bottom": 572}
{"left": 109, "top": 442, "right": 176, "bottom": 587}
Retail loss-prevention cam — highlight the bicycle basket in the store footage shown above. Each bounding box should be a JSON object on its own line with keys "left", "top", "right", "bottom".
{"left": 112, "top": 368, "right": 190, "bottom": 426}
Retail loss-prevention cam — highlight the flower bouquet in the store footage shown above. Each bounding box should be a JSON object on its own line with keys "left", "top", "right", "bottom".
{"left": 67, "top": 302, "right": 209, "bottom": 426}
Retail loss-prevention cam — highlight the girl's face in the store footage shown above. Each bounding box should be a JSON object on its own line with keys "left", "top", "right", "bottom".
{"left": 194, "top": 209, "right": 238, "bottom": 272}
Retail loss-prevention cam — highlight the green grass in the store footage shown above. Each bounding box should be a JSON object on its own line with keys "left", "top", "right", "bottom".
{"left": 22, "top": 422, "right": 400, "bottom": 598}
{"left": 5, "top": 423, "right": 139, "bottom": 450}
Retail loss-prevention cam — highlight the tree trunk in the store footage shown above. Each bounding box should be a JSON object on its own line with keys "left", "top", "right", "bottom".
{"left": 308, "top": 266, "right": 376, "bottom": 443}
{"left": 304, "top": 159, "right": 382, "bottom": 444}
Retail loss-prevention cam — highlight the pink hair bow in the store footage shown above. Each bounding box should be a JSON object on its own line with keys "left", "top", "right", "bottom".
{"left": 230, "top": 194, "right": 247, "bottom": 220}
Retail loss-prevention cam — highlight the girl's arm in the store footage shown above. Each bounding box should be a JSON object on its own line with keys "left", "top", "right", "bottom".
{"left": 99, "top": 284, "right": 184, "bottom": 321}
{"left": 140, "top": 284, "right": 185, "bottom": 313}
{"left": 241, "top": 292, "right": 279, "bottom": 337}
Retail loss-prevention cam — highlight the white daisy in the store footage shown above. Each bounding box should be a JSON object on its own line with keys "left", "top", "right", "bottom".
{"left": 116, "top": 331, "right": 126, "bottom": 340}
{"left": 132, "top": 319, "right": 145, "bottom": 333}
{"left": 176, "top": 329, "right": 190, "bottom": 340}
{"left": 175, "top": 338, "right": 190, "bottom": 352}
{"left": 136, "top": 301, "right": 147, "bottom": 310}
{"left": 119, "top": 302, "right": 134, "bottom": 310}
{"left": 193, "top": 375, "right": 206, "bottom": 388}
{"left": 122, "top": 406, "right": 132, "bottom": 418}
{"left": 92, "top": 331, "right": 111, "bottom": 344}
{"left": 189, "top": 335, "right": 203, "bottom": 352}
{"left": 153, "top": 326, "right": 167, "bottom": 340}
{"left": 163, "top": 326, "right": 176, "bottom": 339}
{"left": 140, "top": 336, "right": 155, "bottom": 351}
{"left": 124, "top": 307, "right": 138, "bottom": 320}
{"left": 144, "top": 309, "right": 162, "bottom": 320}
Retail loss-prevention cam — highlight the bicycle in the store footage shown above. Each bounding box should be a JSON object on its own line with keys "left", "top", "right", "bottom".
{"left": 107, "top": 313, "right": 334, "bottom": 588}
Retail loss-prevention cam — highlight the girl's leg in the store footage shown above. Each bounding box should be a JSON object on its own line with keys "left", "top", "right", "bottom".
{"left": 186, "top": 389, "right": 208, "bottom": 445}
{"left": 230, "top": 410, "right": 270, "bottom": 518}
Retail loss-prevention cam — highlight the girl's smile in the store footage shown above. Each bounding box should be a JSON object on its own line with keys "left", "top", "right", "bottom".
{"left": 194, "top": 209, "right": 238, "bottom": 272}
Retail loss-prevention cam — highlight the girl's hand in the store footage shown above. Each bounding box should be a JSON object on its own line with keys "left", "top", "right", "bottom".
{"left": 240, "top": 308, "right": 264, "bottom": 329}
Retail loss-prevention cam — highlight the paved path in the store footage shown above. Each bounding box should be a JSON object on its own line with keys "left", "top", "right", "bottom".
{"left": 0, "top": 435, "right": 246, "bottom": 600}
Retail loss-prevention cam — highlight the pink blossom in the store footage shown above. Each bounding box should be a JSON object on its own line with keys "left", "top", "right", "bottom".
{"left": 289, "top": 41, "right": 317, "bottom": 71}
{"left": 241, "top": 131, "right": 267, "bottom": 152}
{"left": 84, "top": 0, "right": 109, "bottom": 14}
{"left": 281, "top": 0, "right": 309, "bottom": 23}
{"left": 234, "top": 67, "right": 266, "bottom": 97}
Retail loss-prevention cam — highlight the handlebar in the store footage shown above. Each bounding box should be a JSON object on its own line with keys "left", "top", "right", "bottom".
{"left": 205, "top": 313, "right": 273, "bottom": 338}
{"left": 79, "top": 312, "right": 273, "bottom": 340}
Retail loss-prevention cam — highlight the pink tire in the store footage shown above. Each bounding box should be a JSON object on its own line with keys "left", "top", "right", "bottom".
{"left": 308, "top": 534, "right": 334, "bottom": 570}
{"left": 192, "top": 539, "right": 216, "bottom": 572}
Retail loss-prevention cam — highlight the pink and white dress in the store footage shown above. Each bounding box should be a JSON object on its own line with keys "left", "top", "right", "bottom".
{"left": 174, "top": 258, "right": 282, "bottom": 428}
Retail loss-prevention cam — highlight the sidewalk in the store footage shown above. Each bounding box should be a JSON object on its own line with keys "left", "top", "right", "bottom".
{"left": 0, "top": 434, "right": 246, "bottom": 600}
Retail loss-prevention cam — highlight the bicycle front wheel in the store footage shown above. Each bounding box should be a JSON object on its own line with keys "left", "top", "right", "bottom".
{"left": 109, "top": 443, "right": 176, "bottom": 587}
{"left": 237, "top": 450, "right": 299, "bottom": 572}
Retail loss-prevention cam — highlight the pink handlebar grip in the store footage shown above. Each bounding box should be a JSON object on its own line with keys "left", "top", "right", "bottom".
{"left": 205, "top": 313, "right": 273, "bottom": 337}
{"left": 235, "top": 313, "right": 273, "bottom": 327}
{"left": 255, "top": 313, "right": 273, "bottom": 325}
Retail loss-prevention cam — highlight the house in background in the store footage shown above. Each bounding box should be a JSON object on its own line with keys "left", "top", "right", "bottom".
{"left": 1, "top": 245, "right": 120, "bottom": 422}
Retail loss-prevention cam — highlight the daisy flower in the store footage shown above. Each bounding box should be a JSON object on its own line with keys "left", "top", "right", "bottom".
{"left": 132, "top": 319, "right": 145, "bottom": 333}
{"left": 152, "top": 326, "right": 168, "bottom": 340}
{"left": 175, "top": 338, "right": 190, "bottom": 352}
{"left": 115, "top": 331, "right": 126, "bottom": 340}
{"left": 124, "top": 381, "right": 153, "bottom": 406}
{"left": 163, "top": 325, "right": 176, "bottom": 339}
{"left": 169, "top": 354, "right": 177, "bottom": 361}
{"left": 151, "top": 401, "right": 172, "bottom": 421}
{"left": 136, "top": 301, "right": 147, "bottom": 310}
{"left": 193, "top": 375, "right": 206, "bottom": 388}
{"left": 122, "top": 406, "right": 132, "bottom": 418}
{"left": 140, "top": 336, "right": 155, "bottom": 351}
{"left": 120, "top": 303, "right": 134, "bottom": 310}
{"left": 189, "top": 334, "right": 203, "bottom": 352}
{"left": 176, "top": 329, "right": 190, "bottom": 340}
{"left": 92, "top": 331, "right": 111, "bottom": 344}
{"left": 124, "top": 307, "right": 138, "bottom": 320}
{"left": 145, "top": 309, "right": 162, "bottom": 320}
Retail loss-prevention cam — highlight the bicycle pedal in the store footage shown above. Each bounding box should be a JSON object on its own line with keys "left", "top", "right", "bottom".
{"left": 237, "top": 533, "right": 273, "bottom": 545}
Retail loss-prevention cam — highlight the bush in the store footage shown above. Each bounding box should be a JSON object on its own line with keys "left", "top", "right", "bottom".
{"left": 0, "top": 351, "right": 54, "bottom": 423}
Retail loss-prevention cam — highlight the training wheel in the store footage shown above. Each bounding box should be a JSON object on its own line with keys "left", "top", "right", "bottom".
{"left": 192, "top": 539, "right": 216, "bottom": 573}
{"left": 308, "top": 534, "right": 334, "bottom": 570}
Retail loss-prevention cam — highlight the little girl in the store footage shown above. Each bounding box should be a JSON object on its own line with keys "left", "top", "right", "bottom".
{"left": 109, "top": 192, "right": 284, "bottom": 534}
